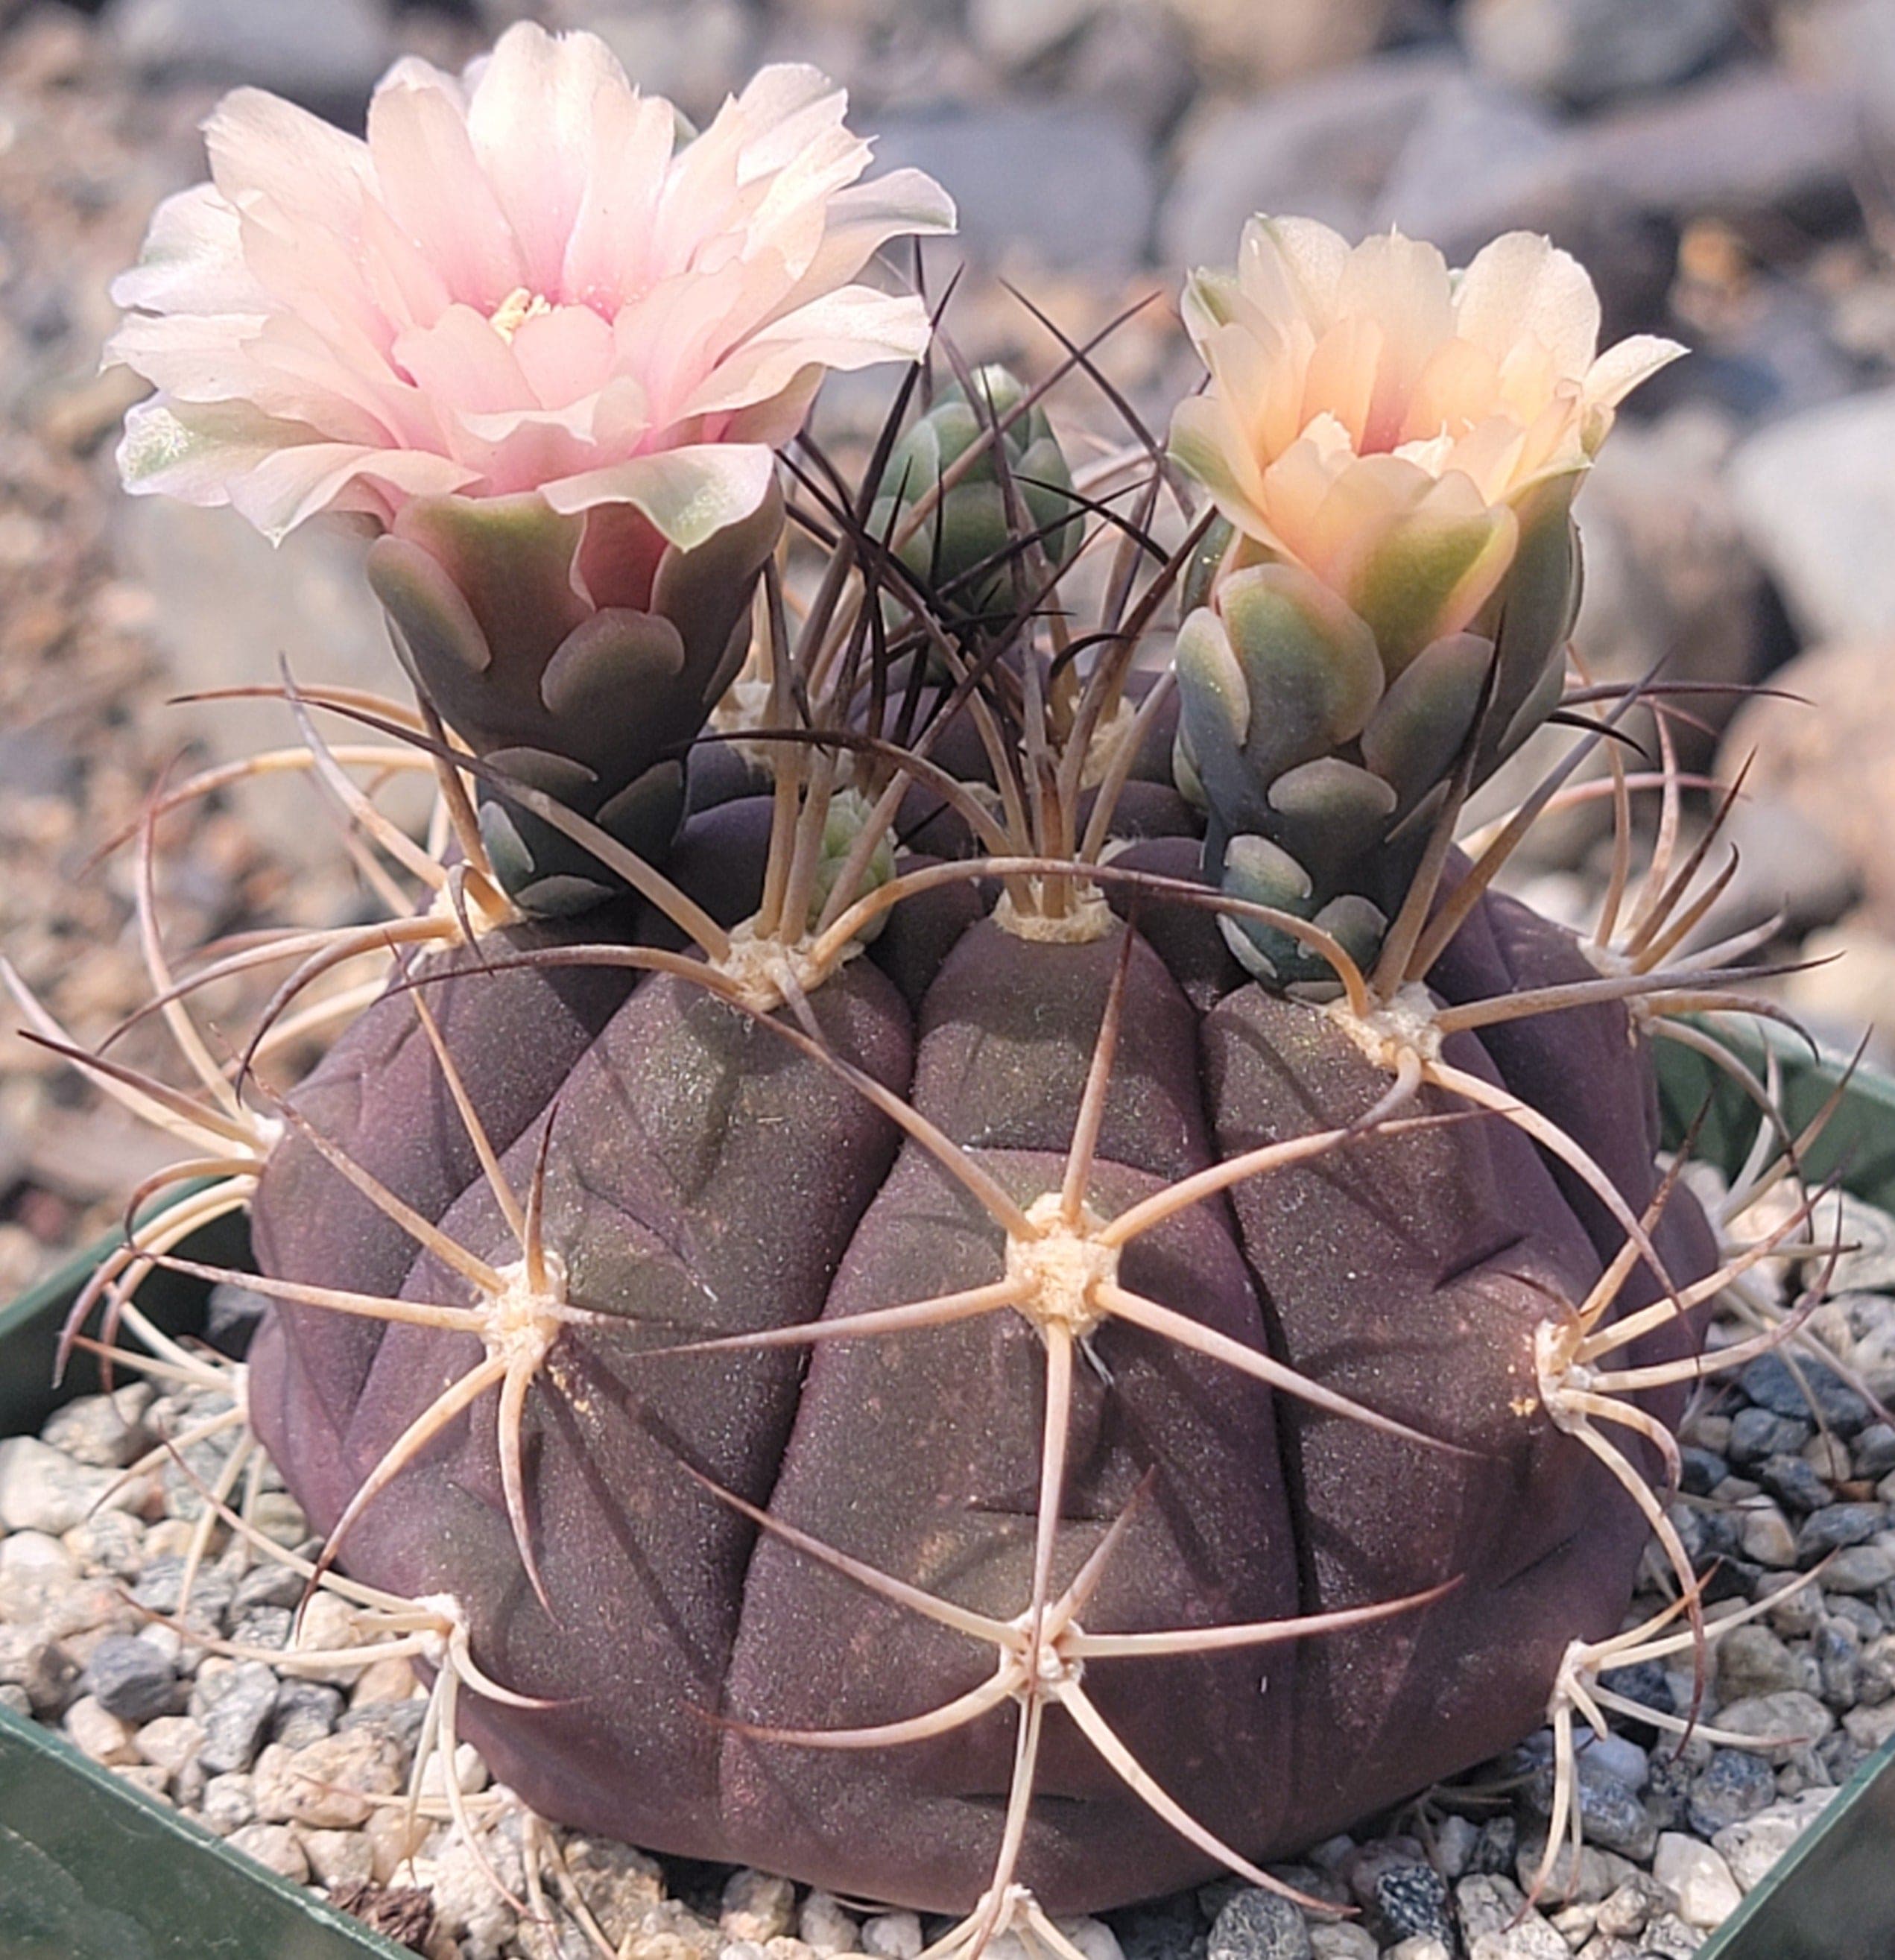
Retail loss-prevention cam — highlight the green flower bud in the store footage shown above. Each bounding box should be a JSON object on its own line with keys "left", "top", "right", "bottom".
{"left": 868, "top": 364, "right": 1081, "bottom": 627}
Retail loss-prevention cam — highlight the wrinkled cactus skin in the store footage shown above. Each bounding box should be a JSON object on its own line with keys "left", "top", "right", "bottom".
{"left": 245, "top": 756, "right": 1710, "bottom": 1914}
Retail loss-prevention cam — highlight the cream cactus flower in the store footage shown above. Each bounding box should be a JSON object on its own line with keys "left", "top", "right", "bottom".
{"left": 1169, "top": 217, "right": 1683, "bottom": 667}
{"left": 107, "top": 23, "right": 955, "bottom": 550}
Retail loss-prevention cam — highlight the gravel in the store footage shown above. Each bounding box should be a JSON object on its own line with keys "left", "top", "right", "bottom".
{"left": 4, "top": 1245, "right": 1874, "bottom": 1960}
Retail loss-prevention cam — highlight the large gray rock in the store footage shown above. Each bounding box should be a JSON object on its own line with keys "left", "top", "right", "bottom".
{"left": 106, "top": 0, "right": 394, "bottom": 114}
{"left": 876, "top": 103, "right": 1155, "bottom": 271}
{"left": 1731, "top": 387, "right": 1895, "bottom": 646}
{"left": 1160, "top": 51, "right": 1458, "bottom": 265}
{"left": 1464, "top": 0, "right": 1739, "bottom": 108}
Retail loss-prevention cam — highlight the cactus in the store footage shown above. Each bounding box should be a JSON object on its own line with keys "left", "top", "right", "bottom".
{"left": 34, "top": 39, "right": 1835, "bottom": 1947}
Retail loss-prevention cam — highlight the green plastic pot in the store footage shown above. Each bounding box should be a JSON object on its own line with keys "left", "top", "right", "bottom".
{"left": 0, "top": 1022, "right": 1889, "bottom": 1959}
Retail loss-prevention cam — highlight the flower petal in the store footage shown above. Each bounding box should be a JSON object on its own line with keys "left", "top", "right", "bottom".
{"left": 110, "top": 183, "right": 263, "bottom": 315}
{"left": 203, "top": 87, "right": 372, "bottom": 241}
{"left": 678, "top": 285, "right": 933, "bottom": 423}
{"left": 1454, "top": 231, "right": 1601, "bottom": 382}
{"left": 541, "top": 443, "right": 777, "bottom": 549}
{"left": 466, "top": 22, "right": 632, "bottom": 299}
{"left": 367, "top": 69, "right": 524, "bottom": 311}
{"left": 1584, "top": 332, "right": 1687, "bottom": 414}
{"left": 230, "top": 440, "right": 481, "bottom": 541}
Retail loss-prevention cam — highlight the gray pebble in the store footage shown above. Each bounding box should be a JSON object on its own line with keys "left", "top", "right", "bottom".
{"left": 227, "top": 1607, "right": 292, "bottom": 1652}
{"left": 1815, "top": 1619, "right": 1864, "bottom": 1707}
{"left": 1453, "top": 1872, "right": 1565, "bottom": 1956}
{"left": 194, "top": 1661, "right": 279, "bottom": 1776}
{"left": 1208, "top": 1889, "right": 1311, "bottom": 1960}
{"left": 1853, "top": 1423, "right": 1895, "bottom": 1480}
{"left": 1741, "top": 1354, "right": 1870, "bottom": 1435}
{"left": 1729, "top": 1408, "right": 1811, "bottom": 1465}
{"left": 230, "top": 1562, "right": 306, "bottom": 1615}
{"left": 133, "top": 1557, "right": 234, "bottom": 1625}
{"left": 1529, "top": 1754, "right": 1657, "bottom": 1861}
{"left": 1370, "top": 1864, "right": 1453, "bottom": 1944}
{"left": 79, "top": 1634, "right": 178, "bottom": 1723}
{"left": 1759, "top": 1453, "right": 1834, "bottom": 1514}
{"left": 1715, "top": 1625, "right": 1803, "bottom": 1701}
{"left": 1796, "top": 1503, "right": 1886, "bottom": 1558}
{"left": 39, "top": 1391, "right": 148, "bottom": 1470}
{"left": 1686, "top": 1749, "right": 1777, "bottom": 1836}
{"left": 271, "top": 1679, "right": 343, "bottom": 1749}
{"left": 1470, "top": 1815, "right": 1518, "bottom": 1877}
{"left": 1825, "top": 1544, "right": 1895, "bottom": 1593}
{"left": 1117, "top": 1897, "right": 1208, "bottom": 1960}
{"left": 338, "top": 1695, "right": 426, "bottom": 1776}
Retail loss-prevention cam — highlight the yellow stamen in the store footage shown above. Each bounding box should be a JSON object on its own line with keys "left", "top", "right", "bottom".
{"left": 490, "top": 287, "right": 552, "bottom": 344}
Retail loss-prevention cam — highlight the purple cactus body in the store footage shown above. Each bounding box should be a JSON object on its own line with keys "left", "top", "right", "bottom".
{"left": 245, "top": 811, "right": 1712, "bottom": 1912}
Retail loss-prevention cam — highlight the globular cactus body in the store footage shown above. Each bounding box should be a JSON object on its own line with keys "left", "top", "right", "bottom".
{"left": 244, "top": 777, "right": 1712, "bottom": 1911}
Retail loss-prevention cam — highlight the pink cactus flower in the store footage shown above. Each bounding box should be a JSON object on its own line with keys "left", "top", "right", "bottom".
{"left": 107, "top": 24, "right": 955, "bottom": 552}
{"left": 1170, "top": 216, "right": 1684, "bottom": 664}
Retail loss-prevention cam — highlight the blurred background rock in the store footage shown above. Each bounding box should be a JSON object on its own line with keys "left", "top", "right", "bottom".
{"left": 2, "top": 0, "right": 1894, "bottom": 1291}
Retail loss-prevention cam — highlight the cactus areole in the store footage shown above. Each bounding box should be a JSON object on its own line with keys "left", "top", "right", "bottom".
{"left": 85, "top": 27, "right": 1750, "bottom": 1932}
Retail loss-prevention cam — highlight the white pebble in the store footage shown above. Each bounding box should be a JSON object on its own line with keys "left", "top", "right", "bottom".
{"left": 228, "top": 1821, "right": 310, "bottom": 1884}
{"left": 64, "top": 1694, "right": 138, "bottom": 1765}
{"left": 800, "top": 1892, "right": 859, "bottom": 1956}
{"left": 861, "top": 1912, "right": 924, "bottom": 1960}
{"left": 1653, "top": 1833, "right": 1742, "bottom": 1928}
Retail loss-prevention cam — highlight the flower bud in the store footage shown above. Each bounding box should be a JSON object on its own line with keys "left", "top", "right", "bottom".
{"left": 869, "top": 364, "right": 1080, "bottom": 627}
{"left": 369, "top": 482, "right": 782, "bottom": 913}
{"left": 1168, "top": 215, "right": 1685, "bottom": 987}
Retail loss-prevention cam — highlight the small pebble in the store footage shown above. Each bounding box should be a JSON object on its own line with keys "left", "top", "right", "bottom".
{"left": 1714, "top": 1624, "right": 1803, "bottom": 1701}
{"left": 1738, "top": 1501, "right": 1799, "bottom": 1569}
{"left": 194, "top": 1660, "right": 279, "bottom": 1775}
{"left": 304, "top": 1826, "right": 376, "bottom": 1891}
{"left": 1713, "top": 1790, "right": 1838, "bottom": 1889}
{"left": 271, "top": 1678, "right": 344, "bottom": 1749}
{"left": 135, "top": 1713, "right": 205, "bottom": 1776}
{"left": 1741, "top": 1354, "right": 1870, "bottom": 1434}
{"left": 800, "top": 1893, "right": 859, "bottom": 1956}
{"left": 1370, "top": 1862, "right": 1453, "bottom": 1944}
{"left": 1207, "top": 1888, "right": 1311, "bottom": 1960}
{"left": 228, "top": 1821, "right": 310, "bottom": 1885}
{"left": 722, "top": 1870, "right": 797, "bottom": 1944}
{"left": 199, "top": 1768, "right": 257, "bottom": 1836}
{"left": 1759, "top": 1452, "right": 1833, "bottom": 1513}
{"left": 1728, "top": 1409, "right": 1810, "bottom": 1466}
{"left": 1796, "top": 1503, "right": 1887, "bottom": 1558}
{"left": 1305, "top": 1929, "right": 1374, "bottom": 1960}
{"left": 1428, "top": 1813, "right": 1478, "bottom": 1880}
{"left": 861, "top": 1912, "right": 925, "bottom": 1960}
{"left": 255, "top": 1728, "right": 402, "bottom": 1829}
{"left": 1652, "top": 1834, "right": 1742, "bottom": 1929}
{"left": 39, "top": 1389, "right": 148, "bottom": 1470}
{"left": 1820, "top": 1543, "right": 1895, "bottom": 1593}
{"left": 1686, "top": 1748, "right": 1777, "bottom": 1836}
{"left": 1712, "top": 1691, "right": 1836, "bottom": 1760}
{"left": 80, "top": 1632, "right": 179, "bottom": 1722}
{"left": 0, "top": 1437, "right": 119, "bottom": 1534}
{"left": 64, "top": 1693, "right": 137, "bottom": 1765}
{"left": 1455, "top": 1874, "right": 1566, "bottom": 1958}
{"left": 1853, "top": 1423, "right": 1895, "bottom": 1479}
